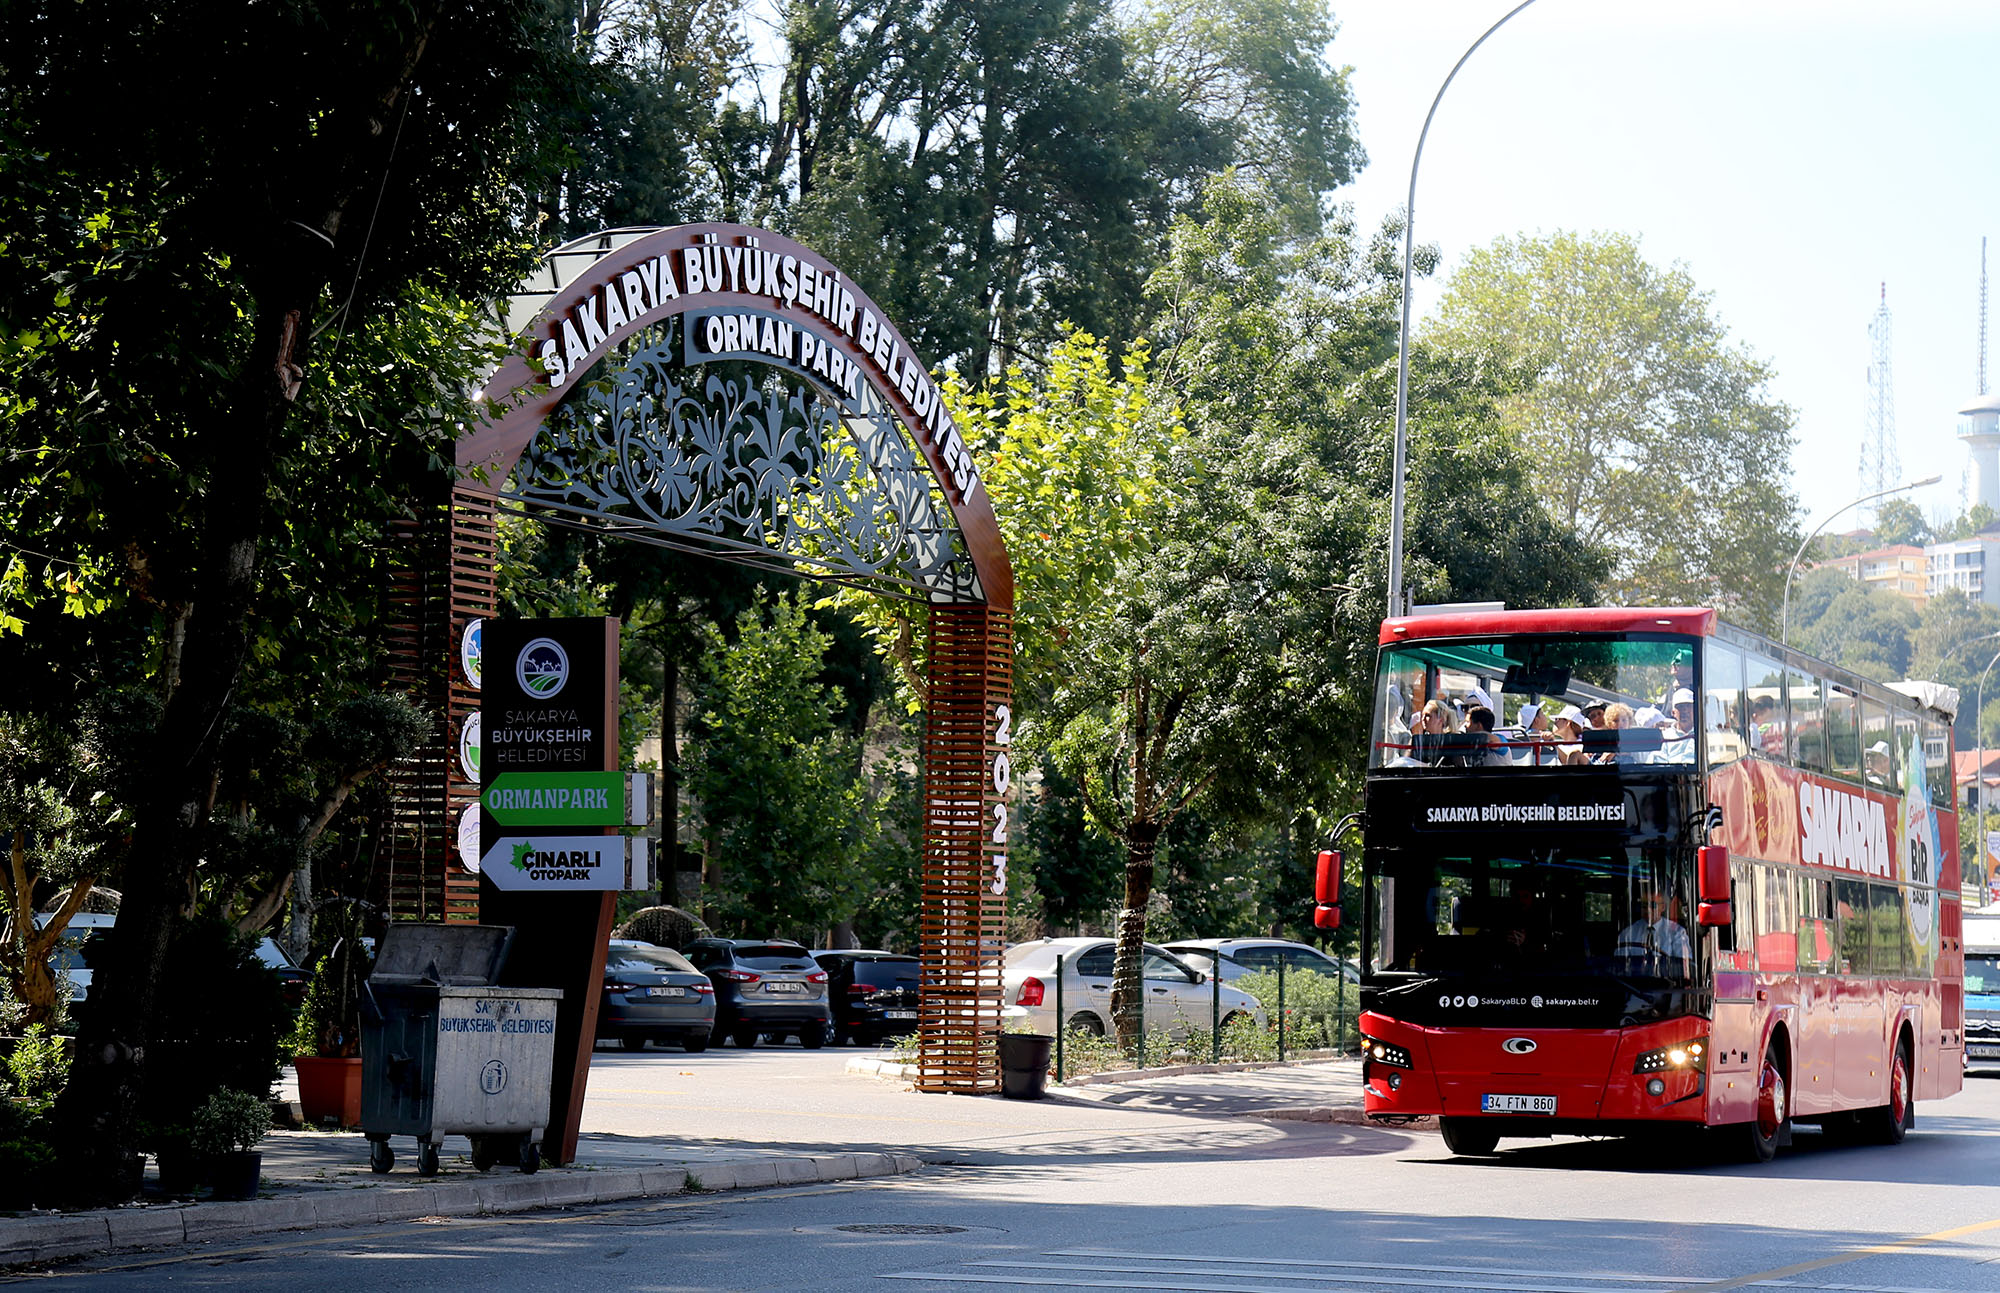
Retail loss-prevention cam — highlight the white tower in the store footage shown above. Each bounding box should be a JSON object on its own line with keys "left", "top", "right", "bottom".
{"left": 1963, "top": 393, "right": 2000, "bottom": 514}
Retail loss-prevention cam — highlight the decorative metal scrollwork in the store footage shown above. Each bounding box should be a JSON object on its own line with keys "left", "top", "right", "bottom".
{"left": 502, "top": 322, "right": 981, "bottom": 603}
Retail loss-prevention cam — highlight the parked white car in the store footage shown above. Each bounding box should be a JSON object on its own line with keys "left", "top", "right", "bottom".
{"left": 1003, "top": 937, "right": 1266, "bottom": 1038}
{"left": 1161, "top": 938, "right": 1358, "bottom": 985}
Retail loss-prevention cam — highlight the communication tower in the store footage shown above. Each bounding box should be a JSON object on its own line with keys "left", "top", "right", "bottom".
{"left": 1859, "top": 284, "right": 1898, "bottom": 520}
{"left": 1961, "top": 241, "right": 2000, "bottom": 516}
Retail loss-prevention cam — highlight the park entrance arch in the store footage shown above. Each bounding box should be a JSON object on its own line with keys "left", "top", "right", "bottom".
{"left": 388, "top": 226, "right": 1012, "bottom": 1126}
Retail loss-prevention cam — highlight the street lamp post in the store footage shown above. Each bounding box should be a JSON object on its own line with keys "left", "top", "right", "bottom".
{"left": 1386, "top": 0, "right": 1540, "bottom": 619}
{"left": 1779, "top": 474, "right": 1944, "bottom": 646}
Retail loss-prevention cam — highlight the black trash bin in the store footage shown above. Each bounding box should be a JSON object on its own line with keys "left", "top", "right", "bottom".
{"left": 998, "top": 1032, "right": 1054, "bottom": 1099}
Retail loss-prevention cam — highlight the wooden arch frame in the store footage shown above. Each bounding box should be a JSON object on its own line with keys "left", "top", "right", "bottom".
{"left": 388, "top": 226, "right": 1013, "bottom": 1157}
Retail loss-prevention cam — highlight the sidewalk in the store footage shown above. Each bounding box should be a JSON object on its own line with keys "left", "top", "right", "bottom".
{"left": 0, "top": 1052, "right": 1374, "bottom": 1268}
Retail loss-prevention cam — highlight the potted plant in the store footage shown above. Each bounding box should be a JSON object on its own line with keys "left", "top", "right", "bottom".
{"left": 289, "top": 931, "right": 370, "bottom": 1128}
{"left": 191, "top": 1088, "right": 269, "bottom": 1201}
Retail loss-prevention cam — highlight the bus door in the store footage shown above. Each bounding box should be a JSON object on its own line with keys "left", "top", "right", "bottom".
{"left": 1833, "top": 878, "right": 1886, "bottom": 1106}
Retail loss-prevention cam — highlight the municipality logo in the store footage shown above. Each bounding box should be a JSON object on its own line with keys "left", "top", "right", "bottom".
{"left": 516, "top": 637, "right": 570, "bottom": 699}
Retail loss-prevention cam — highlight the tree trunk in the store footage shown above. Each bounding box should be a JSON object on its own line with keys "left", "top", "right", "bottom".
{"left": 1108, "top": 822, "right": 1159, "bottom": 1050}
{"left": 53, "top": 242, "right": 322, "bottom": 1203}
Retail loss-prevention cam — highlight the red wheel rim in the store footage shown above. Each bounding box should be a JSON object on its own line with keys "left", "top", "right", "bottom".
{"left": 1889, "top": 1051, "right": 1908, "bottom": 1126}
{"left": 1756, "top": 1062, "right": 1785, "bottom": 1140}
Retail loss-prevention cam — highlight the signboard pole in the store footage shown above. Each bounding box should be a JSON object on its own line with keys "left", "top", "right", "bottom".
{"left": 479, "top": 617, "right": 622, "bottom": 1166}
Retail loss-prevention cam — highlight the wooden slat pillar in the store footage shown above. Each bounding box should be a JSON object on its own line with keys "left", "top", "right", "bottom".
{"left": 380, "top": 483, "right": 493, "bottom": 924}
{"left": 917, "top": 603, "right": 1012, "bottom": 1093}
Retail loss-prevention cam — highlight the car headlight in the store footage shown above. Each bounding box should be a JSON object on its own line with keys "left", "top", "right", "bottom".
{"left": 1359, "top": 1033, "right": 1411, "bottom": 1069}
{"left": 1633, "top": 1039, "right": 1705, "bottom": 1074}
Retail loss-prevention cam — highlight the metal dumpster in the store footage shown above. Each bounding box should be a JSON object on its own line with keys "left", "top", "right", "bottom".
{"left": 359, "top": 923, "right": 563, "bottom": 1176}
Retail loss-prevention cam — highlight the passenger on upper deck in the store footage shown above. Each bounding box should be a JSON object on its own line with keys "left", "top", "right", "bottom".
{"left": 1550, "top": 706, "right": 1591, "bottom": 766}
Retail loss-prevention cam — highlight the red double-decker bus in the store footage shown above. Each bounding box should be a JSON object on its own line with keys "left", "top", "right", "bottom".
{"left": 1338, "top": 607, "right": 1962, "bottom": 1160}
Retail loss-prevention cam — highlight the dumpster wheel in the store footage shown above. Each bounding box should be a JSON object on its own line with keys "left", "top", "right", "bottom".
{"left": 368, "top": 1137, "right": 394, "bottom": 1174}
{"left": 470, "top": 1136, "right": 498, "bottom": 1172}
{"left": 417, "top": 1140, "right": 441, "bottom": 1177}
{"left": 520, "top": 1136, "right": 542, "bottom": 1174}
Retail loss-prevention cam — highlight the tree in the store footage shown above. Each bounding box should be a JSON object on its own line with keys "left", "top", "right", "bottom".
{"left": 1429, "top": 230, "right": 1801, "bottom": 627}
{"left": 928, "top": 179, "right": 1602, "bottom": 1048}
{"left": 683, "top": 595, "right": 883, "bottom": 940}
{"left": 3, "top": 0, "right": 584, "bottom": 1197}
{"left": 1873, "top": 497, "right": 1930, "bottom": 547}
{"left": 1945, "top": 503, "right": 2000, "bottom": 541}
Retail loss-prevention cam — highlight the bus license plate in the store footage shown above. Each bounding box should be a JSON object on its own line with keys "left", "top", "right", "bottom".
{"left": 765, "top": 982, "right": 804, "bottom": 993}
{"left": 1481, "top": 1093, "right": 1556, "bottom": 1114}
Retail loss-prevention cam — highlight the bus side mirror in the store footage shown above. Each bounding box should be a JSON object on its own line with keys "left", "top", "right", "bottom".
{"left": 1315, "top": 850, "right": 1341, "bottom": 904}
{"left": 1697, "top": 843, "right": 1731, "bottom": 927}
{"left": 1314, "top": 850, "right": 1342, "bottom": 930}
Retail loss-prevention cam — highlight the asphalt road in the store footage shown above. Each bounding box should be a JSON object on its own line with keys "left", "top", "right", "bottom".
{"left": 28, "top": 1052, "right": 2000, "bottom": 1292}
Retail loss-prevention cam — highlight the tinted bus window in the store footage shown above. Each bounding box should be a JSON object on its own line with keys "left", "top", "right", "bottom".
{"left": 1835, "top": 879, "right": 1872, "bottom": 975}
{"left": 1788, "top": 668, "right": 1825, "bottom": 770}
{"left": 1705, "top": 641, "right": 1746, "bottom": 768}
{"left": 1797, "top": 874, "right": 1836, "bottom": 973}
{"left": 1756, "top": 864, "right": 1796, "bottom": 972}
{"left": 1827, "top": 684, "right": 1860, "bottom": 781}
{"left": 1862, "top": 699, "right": 1899, "bottom": 792}
{"left": 1923, "top": 717, "right": 1952, "bottom": 807}
{"left": 1745, "top": 652, "right": 1785, "bottom": 758}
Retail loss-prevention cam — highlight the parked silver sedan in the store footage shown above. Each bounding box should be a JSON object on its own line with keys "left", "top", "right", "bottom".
{"left": 1161, "top": 938, "right": 1359, "bottom": 985}
{"left": 1002, "top": 937, "right": 1265, "bottom": 1038}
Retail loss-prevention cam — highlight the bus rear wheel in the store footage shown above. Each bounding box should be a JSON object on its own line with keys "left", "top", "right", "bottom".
{"left": 1439, "top": 1118, "right": 1500, "bottom": 1156}
{"left": 1740, "top": 1042, "right": 1788, "bottom": 1163}
{"left": 1860, "top": 1038, "right": 1913, "bottom": 1145}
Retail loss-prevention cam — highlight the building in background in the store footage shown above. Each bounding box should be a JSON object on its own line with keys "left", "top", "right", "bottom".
{"left": 1825, "top": 544, "right": 1929, "bottom": 605}
{"left": 1928, "top": 532, "right": 2000, "bottom": 605}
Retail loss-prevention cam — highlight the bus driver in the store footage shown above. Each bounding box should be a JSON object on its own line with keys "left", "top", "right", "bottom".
{"left": 1613, "top": 886, "right": 1691, "bottom": 973}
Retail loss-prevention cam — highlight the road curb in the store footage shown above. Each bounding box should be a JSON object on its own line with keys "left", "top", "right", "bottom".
{"left": 0, "top": 1150, "right": 923, "bottom": 1269}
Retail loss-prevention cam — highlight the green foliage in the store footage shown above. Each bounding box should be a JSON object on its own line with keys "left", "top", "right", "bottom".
{"left": 1230, "top": 969, "right": 1358, "bottom": 1053}
{"left": 1944, "top": 503, "right": 2000, "bottom": 541}
{"left": 189, "top": 1088, "right": 270, "bottom": 1158}
{"left": 684, "top": 594, "right": 882, "bottom": 939}
{"left": 1872, "top": 498, "right": 1931, "bottom": 547}
{"left": 1430, "top": 229, "right": 1801, "bottom": 627}
{"left": 7, "top": 1025, "right": 69, "bottom": 1112}
{"left": 612, "top": 906, "right": 712, "bottom": 950}
{"left": 139, "top": 916, "right": 289, "bottom": 1129}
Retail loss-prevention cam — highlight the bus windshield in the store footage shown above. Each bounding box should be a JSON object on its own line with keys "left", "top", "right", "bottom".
{"left": 1373, "top": 634, "right": 1701, "bottom": 770}
{"left": 1371, "top": 842, "right": 1695, "bottom": 987}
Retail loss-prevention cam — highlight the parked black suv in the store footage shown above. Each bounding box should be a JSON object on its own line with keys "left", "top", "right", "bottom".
{"left": 813, "top": 950, "right": 919, "bottom": 1046}
{"left": 684, "top": 939, "right": 831, "bottom": 1049}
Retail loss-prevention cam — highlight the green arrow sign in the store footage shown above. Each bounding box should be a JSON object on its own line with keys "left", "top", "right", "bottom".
{"left": 483, "top": 771, "right": 626, "bottom": 826}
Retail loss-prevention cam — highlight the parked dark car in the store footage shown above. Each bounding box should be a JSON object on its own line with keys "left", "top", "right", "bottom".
{"left": 683, "top": 939, "right": 830, "bottom": 1049}
{"left": 598, "top": 940, "right": 716, "bottom": 1052}
{"left": 812, "top": 950, "right": 919, "bottom": 1046}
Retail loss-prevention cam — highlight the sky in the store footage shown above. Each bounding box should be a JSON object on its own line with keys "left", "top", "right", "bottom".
{"left": 1327, "top": 0, "right": 2000, "bottom": 538}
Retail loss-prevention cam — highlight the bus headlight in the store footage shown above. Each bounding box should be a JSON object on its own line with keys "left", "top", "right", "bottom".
{"left": 1634, "top": 1039, "right": 1705, "bottom": 1074}
{"left": 1360, "top": 1034, "right": 1412, "bottom": 1069}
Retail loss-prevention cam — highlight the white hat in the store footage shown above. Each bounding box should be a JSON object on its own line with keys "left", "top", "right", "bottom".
{"left": 1464, "top": 686, "right": 1494, "bottom": 712}
{"left": 1867, "top": 741, "right": 1891, "bottom": 757}
{"left": 1634, "top": 707, "right": 1667, "bottom": 728}
{"left": 1671, "top": 688, "right": 1695, "bottom": 707}
{"left": 1581, "top": 697, "right": 1608, "bottom": 713}
{"left": 1555, "top": 704, "right": 1586, "bottom": 726}
{"left": 1519, "top": 702, "right": 1544, "bottom": 729}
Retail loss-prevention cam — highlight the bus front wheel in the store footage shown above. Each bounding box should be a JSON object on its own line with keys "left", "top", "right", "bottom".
{"left": 1740, "top": 1042, "right": 1788, "bottom": 1163}
{"left": 1439, "top": 1118, "right": 1500, "bottom": 1156}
